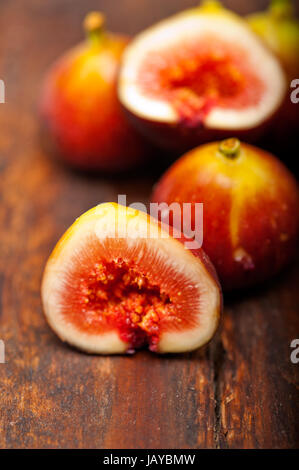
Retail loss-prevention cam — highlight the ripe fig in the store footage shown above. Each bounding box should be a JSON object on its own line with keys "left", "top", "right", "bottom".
{"left": 247, "top": 0, "right": 299, "bottom": 146}
{"left": 40, "top": 12, "right": 149, "bottom": 172}
{"left": 118, "top": 1, "right": 287, "bottom": 153}
{"left": 152, "top": 138, "right": 299, "bottom": 290}
{"left": 247, "top": 0, "right": 299, "bottom": 80}
{"left": 42, "top": 203, "right": 221, "bottom": 354}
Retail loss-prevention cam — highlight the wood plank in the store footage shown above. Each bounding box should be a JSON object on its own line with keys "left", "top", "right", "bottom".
{"left": 218, "top": 268, "right": 299, "bottom": 449}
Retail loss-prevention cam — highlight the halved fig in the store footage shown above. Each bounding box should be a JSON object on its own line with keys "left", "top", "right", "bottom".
{"left": 41, "top": 203, "right": 221, "bottom": 354}
{"left": 118, "top": 1, "right": 287, "bottom": 151}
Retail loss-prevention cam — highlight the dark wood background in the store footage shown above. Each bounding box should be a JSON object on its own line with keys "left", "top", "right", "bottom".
{"left": 0, "top": 0, "right": 298, "bottom": 449}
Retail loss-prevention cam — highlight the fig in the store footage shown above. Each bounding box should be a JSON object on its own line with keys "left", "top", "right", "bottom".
{"left": 247, "top": 0, "right": 299, "bottom": 147}
{"left": 118, "top": 1, "right": 287, "bottom": 153}
{"left": 152, "top": 138, "right": 299, "bottom": 290}
{"left": 40, "top": 12, "right": 149, "bottom": 172}
{"left": 247, "top": 0, "right": 299, "bottom": 80}
{"left": 41, "top": 203, "right": 221, "bottom": 354}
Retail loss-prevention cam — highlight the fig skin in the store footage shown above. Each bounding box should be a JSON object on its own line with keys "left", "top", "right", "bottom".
{"left": 41, "top": 203, "right": 222, "bottom": 354}
{"left": 247, "top": 0, "right": 299, "bottom": 147}
{"left": 118, "top": 1, "right": 287, "bottom": 154}
{"left": 40, "top": 12, "right": 149, "bottom": 172}
{"left": 123, "top": 109, "right": 274, "bottom": 155}
{"left": 151, "top": 138, "right": 299, "bottom": 290}
{"left": 247, "top": 0, "right": 299, "bottom": 81}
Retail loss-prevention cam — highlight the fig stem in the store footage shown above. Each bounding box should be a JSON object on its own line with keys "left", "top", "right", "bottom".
{"left": 84, "top": 11, "right": 106, "bottom": 46}
{"left": 200, "top": 0, "right": 222, "bottom": 12}
{"left": 218, "top": 138, "right": 241, "bottom": 159}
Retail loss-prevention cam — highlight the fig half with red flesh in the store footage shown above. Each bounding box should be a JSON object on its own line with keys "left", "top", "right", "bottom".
{"left": 118, "top": 2, "right": 287, "bottom": 152}
{"left": 42, "top": 203, "right": 221, "bottom": 354}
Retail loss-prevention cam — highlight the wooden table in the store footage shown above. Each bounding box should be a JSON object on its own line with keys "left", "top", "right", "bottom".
{"left": 0, "top": 0, "right": 298, "bottom": 449}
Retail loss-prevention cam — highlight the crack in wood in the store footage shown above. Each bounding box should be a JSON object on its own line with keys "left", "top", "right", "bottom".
{"left": 210, "top": 336, "right": 226, "bottom": 449}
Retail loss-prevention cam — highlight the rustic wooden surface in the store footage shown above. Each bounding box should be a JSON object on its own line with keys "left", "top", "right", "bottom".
{"left": 0, "top": 0, "right": 298, "bottom": 449}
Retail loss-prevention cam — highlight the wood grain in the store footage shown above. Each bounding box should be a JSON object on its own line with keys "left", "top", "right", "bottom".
{"left": 0, "top": 0, "right": 298, "bottom": 449}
